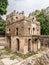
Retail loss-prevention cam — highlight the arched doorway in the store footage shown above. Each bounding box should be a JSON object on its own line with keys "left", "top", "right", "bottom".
{"left": 28, "top": 39, "right": 31, "bottom": 51}
{"left": 33, "top": 38, "right": 38, "bottom": 52}
{"left": 16, "top": 39, "right": 19, "bottom": 51}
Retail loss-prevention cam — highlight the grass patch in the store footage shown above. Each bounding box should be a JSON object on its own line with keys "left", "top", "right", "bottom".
{"left": 14, "top": 51, "right": 37, "bottom": 59}
{"left": 10, "top": 54, "right": 16, "bottom": 60}
{"left": 1, "top": 48, "right": 37, "bottom": 59}
{"left": 2, "top": 48, "right": 12, "bottom": 55}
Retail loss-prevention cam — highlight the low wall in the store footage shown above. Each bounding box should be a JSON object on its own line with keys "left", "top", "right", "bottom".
{"left": 40, "top": 36, "right": 49, "bottom": 47}
{"left": 32, "top": 35, "right": 49, "bottom": 48}
{"left": 0, "top": 37, "right": 5, "bottom": 46}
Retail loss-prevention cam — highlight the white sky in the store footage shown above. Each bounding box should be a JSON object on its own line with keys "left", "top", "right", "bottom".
{"left": 2, "top": 0, "right": 49, "bottom": 19}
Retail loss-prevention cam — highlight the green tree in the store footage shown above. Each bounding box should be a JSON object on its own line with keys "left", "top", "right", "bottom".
{"left": 0, "top": 17, "right": 6, "bottom": 35}
{"left": 34, "top": 10, "right": 40, "bottom": 16}
{"left": 0, "top": 0, "right": 8, "bottom": 16}
{"left": 35, "top": 9, "right": 49, "bottom": 35}
{"left": 0, "top": 0, "right": 8, "bottom": 35}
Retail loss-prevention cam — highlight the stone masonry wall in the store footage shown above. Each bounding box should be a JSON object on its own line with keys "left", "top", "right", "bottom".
{"left": 0, "top": 37, "right": 5, "bottom": 46}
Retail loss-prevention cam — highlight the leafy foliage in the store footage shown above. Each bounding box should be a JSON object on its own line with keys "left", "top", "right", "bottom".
{"left": 0, "top": 17, "right": 6, "bottom": 35}
{"left": 34, "top": 9, "right": 49, "bottom": 35}
{"left": 0, "top": 0, "right": 8, "bottom": 15}
{"left": 0, "top": 0, "right": 8, "bottom": 35}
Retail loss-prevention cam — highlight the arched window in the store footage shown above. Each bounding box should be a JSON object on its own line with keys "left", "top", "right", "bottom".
{"left": 32, "top": 17, "right": 34, "bottom": 21}
{"left": 28, "top": 28, "right": 30, "bottom": 34}
{"left": 16, "top": 17, "right": 18, "bottom": 19}
{"left": 33, "top": 27, "right": 35, "bottom": 31}
{"left": 9, "top": 29, "right": 10, "bottom": 31}
{"left": 16, "top": 28, "right": 18, "bottom": 35}
{"left": 33, "top": 27, "right": 35, "bottom": 34}
{"left": 35, "top": 38, "right": 38, "bottom": 41}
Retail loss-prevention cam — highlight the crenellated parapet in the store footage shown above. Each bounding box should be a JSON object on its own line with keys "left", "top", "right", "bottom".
{"left": 6, "top": 10, "right": 25, "bottom": 25}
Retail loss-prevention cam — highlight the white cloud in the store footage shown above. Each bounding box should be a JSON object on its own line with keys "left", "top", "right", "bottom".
{"left": 2, "top": 0, "right": 49, "bottom": 19}
{"left": 7, "top": 0, "right": 49, "bottom": 15}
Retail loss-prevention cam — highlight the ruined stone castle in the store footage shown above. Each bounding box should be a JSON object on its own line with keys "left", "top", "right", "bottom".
{"left": 5, "top": 10, "right": 40, "bottom": 54}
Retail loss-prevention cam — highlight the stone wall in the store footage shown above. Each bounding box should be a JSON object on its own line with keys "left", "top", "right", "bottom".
{"left": 40, "top": 35, "right": 49, "bottom": 48}
{"left": 32, "top": 35, "right": 49, "bottom": 48}
{"left": 6, "top": 10, "right": 40, "bottom": 37}
{"left": 0, "top": 37, "right": 5, "bottom": 46}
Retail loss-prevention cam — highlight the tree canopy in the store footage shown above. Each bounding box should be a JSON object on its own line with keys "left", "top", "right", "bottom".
{"left": 34, "top": 9, "right": 49, "bottom": 35}
{"left": 0, "top": 0, "right": 8, "bottom": 15}
{"left": 0, "top": 17, "right": 6, "bottom": 35}
{"left": 0, "top": 0, "right": 8, "bottom": 35}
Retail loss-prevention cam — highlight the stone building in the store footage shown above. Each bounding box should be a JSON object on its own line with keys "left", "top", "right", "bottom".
{"left": 5, "top": 10, "right": 40, "bottom": 54}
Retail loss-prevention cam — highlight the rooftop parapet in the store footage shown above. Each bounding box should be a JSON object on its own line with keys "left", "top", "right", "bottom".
{"left": 6, "top": 10, "right": 25, "bottom": 19}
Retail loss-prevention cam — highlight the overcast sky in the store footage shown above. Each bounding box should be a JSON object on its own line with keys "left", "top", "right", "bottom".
{"left": 2, "top": 0, "right": 49, "bottom": 19}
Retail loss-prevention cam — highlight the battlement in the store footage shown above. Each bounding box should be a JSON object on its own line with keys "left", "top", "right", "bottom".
{"left": 6, "top": 10, "right": 40, "bottom": 28}
{"left": 30, "top": 13, "right": 36, "bottom": 20}
{"left": 6, "top": 10, "right": 25, "bottom": 25}
{"left": 6, "top": 10, "right": 24, "bottom": 19}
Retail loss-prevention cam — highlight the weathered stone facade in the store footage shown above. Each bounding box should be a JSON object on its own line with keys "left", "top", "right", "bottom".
{"left": 5, "top": 10, "right": 40, "bottom": 54}
{"left": 0, "top": 37, "right": 5, "bottom": 46}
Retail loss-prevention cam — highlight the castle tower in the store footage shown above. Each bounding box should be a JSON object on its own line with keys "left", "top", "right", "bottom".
{"left": 5, "top": 10, "right": 40, "bottom": 54}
